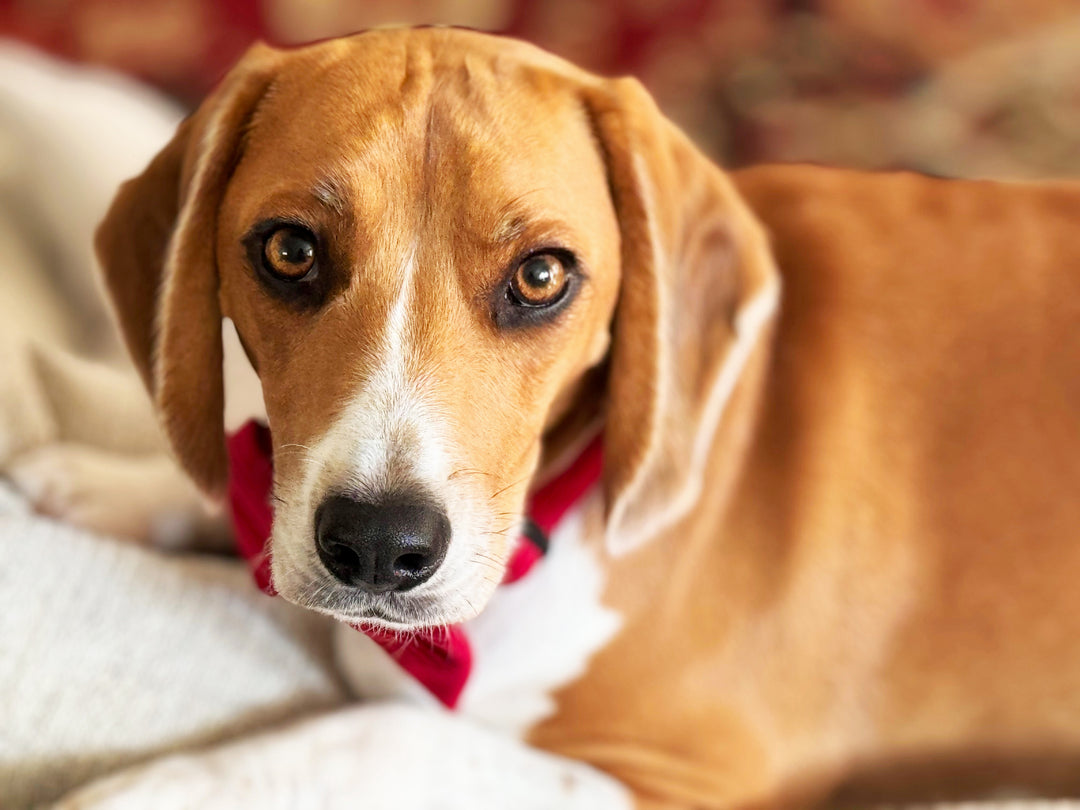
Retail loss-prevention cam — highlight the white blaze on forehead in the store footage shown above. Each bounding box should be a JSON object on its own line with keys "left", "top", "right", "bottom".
{"left": 270, "top": 238, "right": 503, "bottom": 623}
{"left": 384, "top": 241, "right": 417, "bottom": 384}
{"left": 327, "top": 239, "right": 448, "bottom": 494}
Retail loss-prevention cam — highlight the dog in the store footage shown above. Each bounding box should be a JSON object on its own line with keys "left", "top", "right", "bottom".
{"left": 26, "top": 26, "right": 1080, "bottom": 810}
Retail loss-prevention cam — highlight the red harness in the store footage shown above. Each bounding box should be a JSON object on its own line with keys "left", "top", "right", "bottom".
{"left": 226, "top": 421, "right": 602, "bottom": 708}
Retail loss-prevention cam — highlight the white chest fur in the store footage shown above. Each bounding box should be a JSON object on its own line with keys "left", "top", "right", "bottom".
{"left": 335, "top": 489, "right": 622, "bottom": 736}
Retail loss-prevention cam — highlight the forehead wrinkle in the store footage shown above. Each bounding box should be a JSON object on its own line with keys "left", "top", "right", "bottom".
{"left": 399, "top": 35, "right": 438, "bottom": 102}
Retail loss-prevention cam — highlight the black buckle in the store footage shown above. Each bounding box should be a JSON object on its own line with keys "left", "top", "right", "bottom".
{"left": 520, "top": 518, "right": 549, "bottom": 555}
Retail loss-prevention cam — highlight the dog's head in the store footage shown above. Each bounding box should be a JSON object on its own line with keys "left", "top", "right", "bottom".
{"left": 96, "top": 29, "right": 777, "bottom": 629}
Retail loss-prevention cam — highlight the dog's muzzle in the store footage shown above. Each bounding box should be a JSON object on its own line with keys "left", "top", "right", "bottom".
{"left": 314, "top": 495, "right": 451, "bottom": 593}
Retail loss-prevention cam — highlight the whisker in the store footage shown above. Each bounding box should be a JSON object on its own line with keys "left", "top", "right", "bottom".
{"left": 448, "top": 468, "right": 496, "bottom": 481}
{"left": 489, "top": 475, "right": 530, "bottom": 500}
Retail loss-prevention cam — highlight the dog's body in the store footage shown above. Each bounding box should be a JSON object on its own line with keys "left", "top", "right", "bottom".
{"left": 532, "top": 167, "right": 1080, "bottom": 807}
{"left": 9, "top": 28, "right": 1080, "bottom": 810}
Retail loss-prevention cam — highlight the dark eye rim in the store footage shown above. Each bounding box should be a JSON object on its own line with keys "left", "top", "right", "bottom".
{"left": 243, "top": 219, "right": 321, "bottom": 288}
{"left": 492, "top": 247, "right": 583, "bottom": 330}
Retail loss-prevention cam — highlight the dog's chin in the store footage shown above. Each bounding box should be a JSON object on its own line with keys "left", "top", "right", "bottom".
{"left": 290, "top": 590, "right": 489, "bottom": 631}
{"left": 273, "top": 566, "right": 503, "bottom": 631}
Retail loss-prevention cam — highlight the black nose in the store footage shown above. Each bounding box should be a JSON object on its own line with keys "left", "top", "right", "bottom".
{"left": 315, "top": 495, "right": 451, "bottom": 593}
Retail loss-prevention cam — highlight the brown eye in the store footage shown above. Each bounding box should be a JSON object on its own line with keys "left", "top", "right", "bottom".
{"left": 263, "top": 226, "right": 316, "bottom": 281}
{"left": 509, "top": 253, "right": 568, "bottom": 307}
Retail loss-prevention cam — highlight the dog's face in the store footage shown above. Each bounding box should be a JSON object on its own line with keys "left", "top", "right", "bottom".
{"left": 96, "top": 29, "right": 778, "bottom": 629}
{"left": 216, "top": 37, "right": 620, "bottom": 625}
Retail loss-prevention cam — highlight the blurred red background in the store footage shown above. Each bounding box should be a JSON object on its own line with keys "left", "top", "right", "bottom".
{"left": 2, "top": 0, "right": 1079, "bottom": 178}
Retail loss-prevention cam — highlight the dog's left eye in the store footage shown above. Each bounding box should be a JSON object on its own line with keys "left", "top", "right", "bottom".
{"left": 508, "top": 253, "right": 570, "bottom": 308}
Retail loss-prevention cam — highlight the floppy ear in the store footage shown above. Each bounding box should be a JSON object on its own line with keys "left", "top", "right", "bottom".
{"left": 95, "top": 44, "right": 281, "bottom": 495}
{"left": 586, "top": 78, "right": 780, "bottom": 555}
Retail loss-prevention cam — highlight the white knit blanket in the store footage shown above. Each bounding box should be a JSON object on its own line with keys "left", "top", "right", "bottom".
{"left": 0, "top": 483, "right": 346, "bottom": 808}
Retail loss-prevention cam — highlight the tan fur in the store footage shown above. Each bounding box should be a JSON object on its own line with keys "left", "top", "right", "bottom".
{"left": 94, "top": 29, "right": 1080, "bottom": 809}
{"left": 534, "top": 167, "right": 1080, "bottom": 807}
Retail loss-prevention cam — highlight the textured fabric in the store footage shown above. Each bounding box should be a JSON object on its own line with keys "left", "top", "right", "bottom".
{"left": 0, "top": 482, "right": 346, "bottom": 809}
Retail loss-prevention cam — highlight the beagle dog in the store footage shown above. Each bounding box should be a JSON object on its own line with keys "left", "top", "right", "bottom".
{"left": 59, "top": 26, "right": 1080, "bottom": 810}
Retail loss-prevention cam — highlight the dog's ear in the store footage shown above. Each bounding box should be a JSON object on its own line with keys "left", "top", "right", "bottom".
{"left": 585, "top": 78, "right": 780, "bottom": 555}
{"left": 95, "top": 44, "right": 281, "bottom": 496}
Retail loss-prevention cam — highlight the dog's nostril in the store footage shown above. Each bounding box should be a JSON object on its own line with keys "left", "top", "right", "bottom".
{"left": 315, "top": 495, "right": 450, "bottom": 594}
{"left": 324, "top": 539, "right": 361, "bottom": 567}
{"left": 394, "top": 552, "right": 428, "bottom": 576}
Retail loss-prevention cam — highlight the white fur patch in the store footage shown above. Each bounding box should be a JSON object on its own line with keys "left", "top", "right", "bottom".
{"left": 458, "top": 489, "right": 621, "bottom": 735}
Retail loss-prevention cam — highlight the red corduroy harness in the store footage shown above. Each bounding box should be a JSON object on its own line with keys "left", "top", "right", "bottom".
{"left": 226, "top": 420, "right": 602, "bottom": 708}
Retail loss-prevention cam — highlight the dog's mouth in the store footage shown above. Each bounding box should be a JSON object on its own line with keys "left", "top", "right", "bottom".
{"left": 287, "top": 581, "right": 452, "bottom": 630}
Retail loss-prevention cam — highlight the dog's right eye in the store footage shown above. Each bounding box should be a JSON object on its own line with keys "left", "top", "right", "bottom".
{"left": 262, "top": 226, "right": 318, "bottom": 282}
